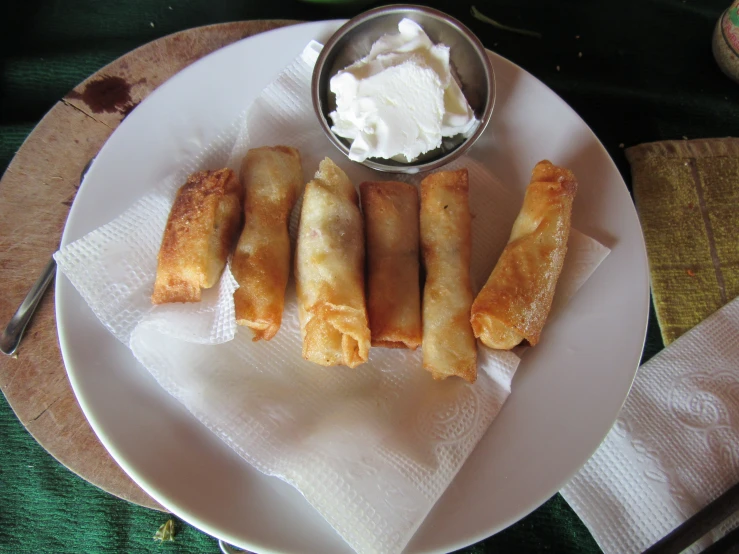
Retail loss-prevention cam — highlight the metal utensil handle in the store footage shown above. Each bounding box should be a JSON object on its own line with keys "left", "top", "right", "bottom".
{"left": 0, "top": 258, "right": 57, "bottom": 355}
{"left": 643, "top": 480, "right": 739, "bottom": 553}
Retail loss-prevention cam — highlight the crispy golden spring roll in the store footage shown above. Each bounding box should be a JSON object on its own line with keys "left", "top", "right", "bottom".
{"left": 295, "top": 158, "right": 370, "bottom": 368}
{"left": 360, "top": 181, "right": 422, "bottom": 350}
{"left": 232, "top": 146, "right": 303, "bottom": 341}
{"left": 152, "top": 168, "right": 243, "bottom": 304}
{"left": 470, "top": 160, "right": 577, "bottom": 349}
{"left": 420, "top": 169, "right": 477, "bottom": 382}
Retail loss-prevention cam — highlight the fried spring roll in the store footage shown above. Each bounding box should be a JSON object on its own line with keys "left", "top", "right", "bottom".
{"left": 420, "top": 169, "right": 477, "bottom": 382}
{"left": 360, "top": 181, "right": 421, "bottom": 349}
{"left": 232, "top": 146, "right": 303, "bottom": 341}
{"left": 295, "top": 158, "right": 370, "bottom": 368}
{"left": 152, "top": 168, "right": 243, "bottom": 304}
{"left": 470, "top": 160, "right": 577, "bottom": 349}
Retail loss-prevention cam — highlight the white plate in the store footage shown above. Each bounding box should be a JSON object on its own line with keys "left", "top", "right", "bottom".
{"left": 56, "top": 20, "right": 649, "bottom": 554}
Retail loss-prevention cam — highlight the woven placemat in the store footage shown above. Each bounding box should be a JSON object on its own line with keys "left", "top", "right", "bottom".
{"left": 627, "top": 138, "right": 739, "bottom": 345}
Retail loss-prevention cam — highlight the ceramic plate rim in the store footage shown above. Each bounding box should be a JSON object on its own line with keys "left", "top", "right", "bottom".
{"left": 55, "top": 19, "right": 649, "bottom": 554}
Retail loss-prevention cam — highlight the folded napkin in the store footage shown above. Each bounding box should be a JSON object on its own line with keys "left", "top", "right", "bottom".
{"left": 561, "top": 294, "right": 739, "bottom": 553}
{"left": 627, "top": 138, "right": 739, "bottom": 345}
{"left": 55, "top": 42, "right": 609, "bottom": 554}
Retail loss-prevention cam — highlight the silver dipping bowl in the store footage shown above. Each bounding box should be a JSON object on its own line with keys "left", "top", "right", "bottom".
{"left": 312, "top": 4, "right": 495, "bottom": 174}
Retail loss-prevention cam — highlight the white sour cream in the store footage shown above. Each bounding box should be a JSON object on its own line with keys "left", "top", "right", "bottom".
{"left": 329, "top": 18, "right": 478, "bottom": 163}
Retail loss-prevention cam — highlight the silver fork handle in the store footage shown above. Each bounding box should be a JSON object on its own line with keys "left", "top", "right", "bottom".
{"left": 0, "top": 258, "right": 57, "bottom": 356}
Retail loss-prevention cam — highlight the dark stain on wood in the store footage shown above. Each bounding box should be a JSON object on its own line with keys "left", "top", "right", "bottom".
{"left": 67, "top": 76, "right": 133, "bottom": 113}
{"left": 66, "top": 76, "right": 145, "bottom": 117}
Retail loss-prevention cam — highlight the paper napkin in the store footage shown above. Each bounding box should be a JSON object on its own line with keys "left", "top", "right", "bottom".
{"left": 55, "top": 41, "right": 609, "bottom": 554}
{"left": 561, "top": 295, "right": 739, "bottom": 554}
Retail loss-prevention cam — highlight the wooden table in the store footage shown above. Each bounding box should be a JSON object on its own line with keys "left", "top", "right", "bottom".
{"left": 0, "top": 20, "right": 298, "bottom": 512}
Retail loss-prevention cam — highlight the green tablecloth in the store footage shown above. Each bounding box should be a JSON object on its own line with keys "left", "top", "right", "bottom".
{"left": 1, "top": 0, "right": 737, "bottom": 552}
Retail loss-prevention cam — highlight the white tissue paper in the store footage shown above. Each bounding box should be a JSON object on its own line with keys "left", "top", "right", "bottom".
{"left": 561, "top": 296, "right": 739, "bottom": 554}
{"left": 55, "top": 41, "right": 610, "bottom": 554}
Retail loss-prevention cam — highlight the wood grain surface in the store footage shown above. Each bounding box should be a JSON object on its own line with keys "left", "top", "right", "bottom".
{"left": 0, "top": 19, "right": 299, "bottom": 512}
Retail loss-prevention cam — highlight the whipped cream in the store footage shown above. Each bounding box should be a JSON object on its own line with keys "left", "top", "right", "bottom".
{"left": 329, "top": 19, "right": 478, "bottom": 163}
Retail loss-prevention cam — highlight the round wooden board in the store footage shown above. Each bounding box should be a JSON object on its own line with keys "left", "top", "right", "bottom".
{"left": 0, "top": 20, "right": 299, "bottom": 512}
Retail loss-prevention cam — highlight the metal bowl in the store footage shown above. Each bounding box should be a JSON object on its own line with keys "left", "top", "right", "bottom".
{"left": 311, "top": 4, "right": 496, "bottom": 174}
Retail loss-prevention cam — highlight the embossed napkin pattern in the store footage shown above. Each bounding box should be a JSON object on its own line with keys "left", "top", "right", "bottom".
{"left": 562, "top": 295, "right": 739, "bottom": 554}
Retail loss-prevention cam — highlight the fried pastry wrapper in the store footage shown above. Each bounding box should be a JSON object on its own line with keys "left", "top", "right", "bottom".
{"left": 152, "top": 168, "right": 243, "bottom": 304}
{"left": 295, "top": 158, "right": 370, "bottom": 368}
{"left": 471, "top": 160, "right": 577, "bottom": 349}
{"left": 420, "top": 169, "right": 477, "bottom": 382}
{"left": 360, "top": 181, "right": 422, "bottom": 350}
{"left": 232, "top": 146, "right": 303, "bottom": 341}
